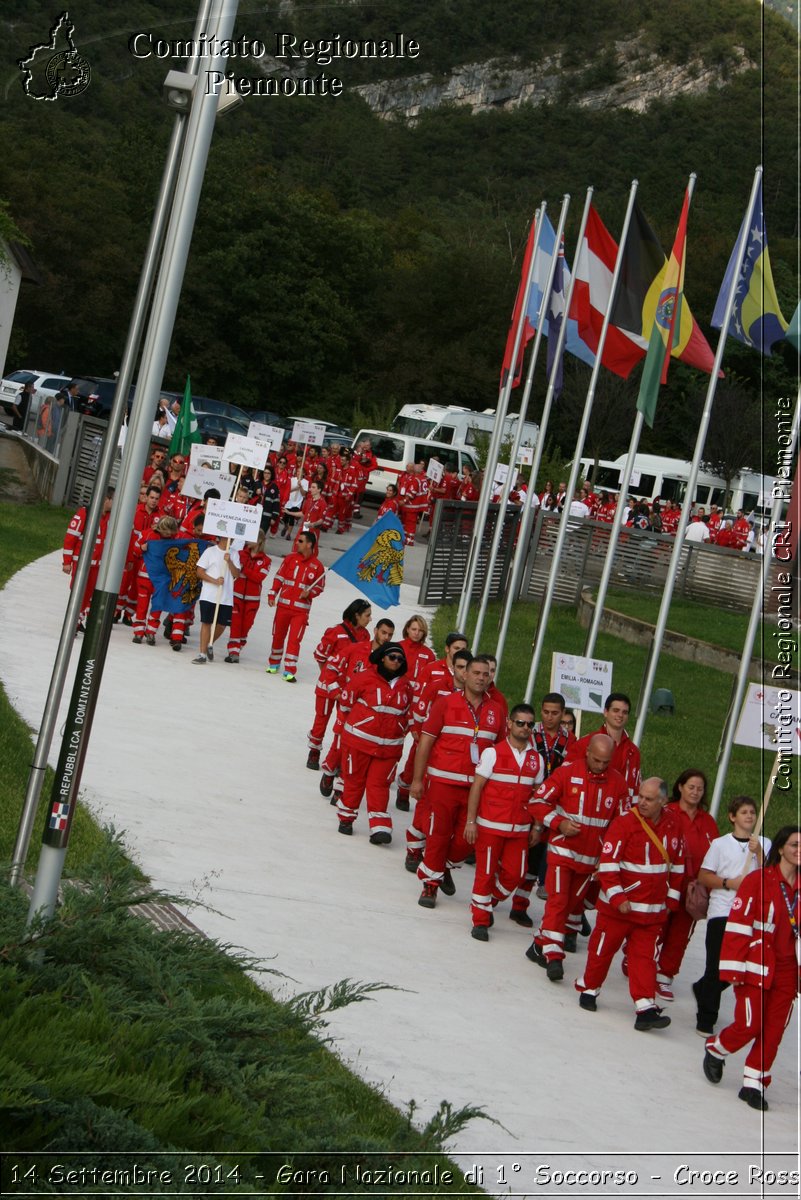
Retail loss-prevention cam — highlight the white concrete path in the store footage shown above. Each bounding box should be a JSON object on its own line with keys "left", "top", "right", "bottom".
{"left": 3, "top": 534, "right": 798, "bottom": 1192}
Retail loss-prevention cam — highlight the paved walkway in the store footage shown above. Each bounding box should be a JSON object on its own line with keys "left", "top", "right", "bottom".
{"left": 3, "top": 523, "right": 797, "bottom": 1184}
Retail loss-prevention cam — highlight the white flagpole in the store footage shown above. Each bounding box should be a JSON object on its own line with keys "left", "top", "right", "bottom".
{"left": 455, "top": 205, "right": 546, "bottom": 633}
{"left": 472, "top": 195, "right": 571, "bottom": 653}
{"left": 495, "top": 188, "right": 594, "bottom": 675}
{"left": 523, "top": 180, "right": 640, "bottom": 704}
{"left": 584, "top": 173, "right": 697, "bottom": 659}
{"left": 708, "top": 389, "right": 800, "bottom": 817}
{"left": 633, "top": 165, "right": 764, "bottom": 744}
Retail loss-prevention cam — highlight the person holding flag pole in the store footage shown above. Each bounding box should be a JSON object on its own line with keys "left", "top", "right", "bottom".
{"left": 494, "top": 190, "right": 594, "bottom": 675}
{"left": 632, "top": 166, "right": 777, "bottom": 745}
{"left": 454, "top": 205, "right": 546, "bottom": 634}
{"left": 168, "top": 374, "right": 202, "bottom": 458}
{"left": 470, "top": 195, "right": 571, "bottom": 656}
{"left": 522, "top": 181, "right": 641, "bottom": 705}
{"left": 582, "top": 175, "right": 697, "bottom": 662}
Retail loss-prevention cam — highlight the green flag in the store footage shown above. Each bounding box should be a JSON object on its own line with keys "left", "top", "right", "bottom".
{"left": 169, "top": 376, "right": 201, "bottom": 457}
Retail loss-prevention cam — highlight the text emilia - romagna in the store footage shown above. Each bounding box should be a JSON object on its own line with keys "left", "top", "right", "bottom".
{"left": 128, "top": 31, "right": 421, "bottom": 97}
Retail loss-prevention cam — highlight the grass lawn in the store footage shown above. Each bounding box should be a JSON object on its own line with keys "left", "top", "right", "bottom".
{"left": 437, "top": 600, "right": 796, "bottom": 834}
{"left": 604, "top": 589, "right": 773, "bottom": 662}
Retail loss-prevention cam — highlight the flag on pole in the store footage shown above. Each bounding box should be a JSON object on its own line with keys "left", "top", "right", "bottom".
{"left": 526, "top": 212, "right": 596, "bottom": 372}
{"left": 329, "top": 512, "right": 405, "bottom": 608}
{"left": 786, "top": 302, "right": 801, "bottom": 353}
{"left": 169, "top": 376, "right": 202, "bottom": 457}
{"left": 635, "top": 186, "right": 692, "bottom": 427}
{"left": 142, "top": 538, "right": 202, "bottom": 612}
{"left": 546, "top": 236, "right": 567, "bottom": 398}
{"left": 712, "top": 179, "right": 789, "bottom": 354}
{"left": 500, "top": 217, "right": 538, "bottom": 389}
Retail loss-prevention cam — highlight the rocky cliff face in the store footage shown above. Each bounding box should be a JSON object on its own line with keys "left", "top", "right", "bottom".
{"left": 353, "top": 37, "right": 756, "bottom": 120}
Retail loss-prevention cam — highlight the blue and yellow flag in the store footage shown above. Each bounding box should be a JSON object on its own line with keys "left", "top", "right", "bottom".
{"left": 142, "top": 538, "right": 201, "bottom": 612}
{"left": 711, "top": 178, "right": 788, "bottom": 355}
{"left": 329, "top": 513, "right": 404, "bottom": 609}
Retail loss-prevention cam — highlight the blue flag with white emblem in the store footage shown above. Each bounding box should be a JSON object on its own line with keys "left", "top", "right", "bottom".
{"left": 329, "top": 512, "right": 404, "bottom": 609}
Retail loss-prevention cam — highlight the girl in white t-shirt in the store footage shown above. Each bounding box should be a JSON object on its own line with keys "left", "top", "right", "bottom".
{"left": 692, "top": 796, "right": 770, "bottom": 1037}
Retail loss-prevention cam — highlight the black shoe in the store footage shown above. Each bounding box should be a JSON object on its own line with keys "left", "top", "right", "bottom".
{"left": 395, "top": 791, "right": 410, "bottom": 812}
{"left": 122, "top": 614, "right": 133, "bottom": 627}
{"left": 405, "top": 849, "right": 422, "bottom": 874}
{"left": 224, "top": 654, "right": 236, "bottom": 663}
{"left": 162, "top": 620, "right": 172, "bottom": 639}
{"left": 369, "top": 831, "right": 391, "bottom": 845}
{"left": 580, "top": 914, "right": 592, "bottom": 936}
{"left": 703, "top": 1050, "right": 724, "bottom": 1084}
{"left": 471, "top": 926, "right": 489, "bottom": 942}
{"left": 564, "top": 932, "right": 578, "bottom": 953}
{"left": 76, "top": 621, "right": 86, "bottom": 633}
{"left": 338, "top": 821, "right": 353, "bottom": 836}
{"left": 306, "top": 749, "right": 320, "bottom": 771}
{"left": 418, "top": 883, "right": 437, "bottom": 909}
{"left": 171, "top": 641, "right": 182, "bottom": 652}
{"left": 319, "top": 773, "right": 335, "bottom": 797}
{"left": 440, "top": 868, "right": 456, "bottom": 897}
{"left": 738, "top": 1086, "right": 768, "bottom": 1111}
{"left": 635, "top": 1006, "right": 671, "bottom": 1031}
{"left": 579, "top": 992, "right": 597, "bottom": 1012}
{"left": 145, "top": 633, "right": 156, "bottom": 646}
{"left": 525, "top": 943, "right": 547, "bottom": 967}
{"left": 509, "top": 910, "right": 534, "bottom": 928}
{"left": 546, "top": 960, "right": 564, "bottom": 983}
{"left": 463, "top": 851, "right": 476, "bottom": 866}
{"left": 132, "top": 635, "right": 143, "bottom": 644}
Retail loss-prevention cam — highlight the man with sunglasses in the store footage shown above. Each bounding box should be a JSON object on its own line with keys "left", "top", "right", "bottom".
{"left": 158, "top": 452, "right": 192, "bottom": 524}
{"left": 464, "top": 704, "right": 545, "bottom": 940}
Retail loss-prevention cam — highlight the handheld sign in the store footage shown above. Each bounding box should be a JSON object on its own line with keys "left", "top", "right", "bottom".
{"left": 550, "top": 652, "right": 612, "bottom": 714}
{"left": 291, "top": 420, "right": 327, "bottom": 446}
{"left": 190, "top": 443, "right": 223, "bottom": 471}
{"left": 426, "top": 458, "right": 444, "bottom": 484}
{"left": 222, "top": 433, "right": 270, "bottom": 470}
{"left": 734, "top": 684, "right": 801, "bottom": 755}
{"left": 517, "top": 446, "right": 534, "bottom": 466}
{"left": 181, "top": 465, "right": 236, "bottom": 500}
{"left": 492, "top": 462, "right": 510, "bottom": 492}
{"left": 204, "top": 498, "right": 263, "bottom": 542}
{"left": 248, "top": 421, "right": 284, "bottom": 451}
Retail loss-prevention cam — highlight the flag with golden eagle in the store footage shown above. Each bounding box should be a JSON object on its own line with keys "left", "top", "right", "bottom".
{"left": 329, "top": 512, "right": 404, "bottom": 608}
{"left": 142, "top": 538, "right": 202, "bottom": 612}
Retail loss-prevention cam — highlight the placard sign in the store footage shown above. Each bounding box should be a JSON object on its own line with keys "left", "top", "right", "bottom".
{"left": 222, "top": 434, "right": 270, "bottom": 470}
{"left": 426, "top": 458, "right": 444, "bottom": 484}
{"left": 203, "top": 498, "right": 263, "bottom": 541}
{"left": 734, "top": 683, "right": 801, "bottom": 755}
{"left": 630, "top": 468, "right": 642, "bottom": 487}
{"left": 190, "top": 443, "right": 223, "bottom": 471}
{"left": 550, "top": 653, "right": 613, "bottom": 714}
{"left": 182, "top": 465, "right": 236, "bottom": 500}
{"left": 492, "top": 462, "right": 510, "bottom": 492}
{"left": 291, "top": 420, "right": 327, "bottom": 446}
{"left": 517, "top": 446, "right": 534, "bottom": 466}
{"left": 248, "top": 421, "right": 284, "bottom": 450}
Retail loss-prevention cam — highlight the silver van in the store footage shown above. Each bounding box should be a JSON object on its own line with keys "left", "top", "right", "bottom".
{"left": 352, "top": 428, "right": 479, "bottom": 496}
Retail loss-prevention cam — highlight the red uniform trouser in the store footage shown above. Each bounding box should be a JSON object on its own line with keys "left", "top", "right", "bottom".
{"left": 170, "top": 608, "right": 191, "bottom": 643}
{"left": 269, "top": 606, "right": 308, "bottom": 674}
{"left": 335, "top": 493, "right": 354, "bottom": 532}
{"left": 227, "top": 598, "right": 260, "bottom": 657}
{"left": 578, "top": 910, "right": 663, "bottom": 1008}
{"left": 117, "top": 565, "right": 137, "bottom": 618}
{"left": 417, "top": 780, "right": 471, "bottom": 887}
{"left": 398, "top": 740, "right": 417, "bottom": 790}
{"left": 309, "top": 694, "right": 336, "bottom": 751}
{"left": 336, "top": 747, "right": 399, "bottom": 834}
{"left": 657, "top": 903, "right": 695, "bottom": 978}
{"left": 400, "top": 507, "right": 418, "bottom": 546}
{"left": 471, "top": 831, "right": 528, "bottom": 927}
{"left": 535, "top": 859, "right": 594, "bottom": 961}
{"left": 566, "top": 876, "right": 600, "bottom": 932}
{"left": 706, "top": 968, "right": 798, "bottom": 1092}
{"left": 71, "top": 562, "right": 100, "bottom": 623}
{"left": 511, "top": 841, "right": 547, "bottom": 914}
{"left": 321, "top": 717, "right": 344, "bottom": 775}
{"left": 134, "top": 577, "right": 155, "bottom": 636}
{"left": 406, "top": 786, "right": 434, "bottom": 853}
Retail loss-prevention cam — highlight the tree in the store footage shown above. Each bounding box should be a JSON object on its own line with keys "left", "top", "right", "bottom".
{"left": 701, "top": 374, "right": 763, "bottom": 501}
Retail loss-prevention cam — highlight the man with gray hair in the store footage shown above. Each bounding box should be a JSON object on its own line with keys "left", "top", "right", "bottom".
{"left": 575, "top": 776, "right": 685, "bottom": 1031}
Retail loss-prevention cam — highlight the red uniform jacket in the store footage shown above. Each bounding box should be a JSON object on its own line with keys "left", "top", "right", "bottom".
{"left": 233, "top": 549, "right": 271, "bottom": 602}
{"left": 422, "top": 691, "right": 505, "bottom": 786}
{"left": 529, "top": 723, "right": 576, "bottom": 778}
{"left": 412, "top": 670, "right": 458, "bottom": 732}
{"left": 313, "top": 622, "right": 370, "bottom": 699}
{"left": 529, "top": 758, "right": 629, "bottom": 873}
{"left": 458, "top": 479, "right": 479, "bottom": 502}
{"left": 340, "top": 667, "right": 413, "bottom": 760}
{"left": 570, "top": 728, "right": 641, "bottom": 799}
{"left": 63, "top": 507, "right": 110, "bottom": 575}
{"left": 476, "top": 738, "right": 544, "bottom": 834}
{"left": 400, "top": 638, "right": 437, "bottom": 696}
{"left": 269, "top": 553, "right": 325, "bottom": 613}
{"left": 664, "top": 802, "right": 719, "bottom": 887}
{"left": 596, "top": 807, "right": 684, "bottom": 925}
{"left": 720, "top": 866, "right": 801, "bottom": 992}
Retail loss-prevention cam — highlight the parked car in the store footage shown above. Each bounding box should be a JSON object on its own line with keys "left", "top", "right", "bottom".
{"left": 0, "top": 369, "right": 72, "bottom": 421}
{"left": 195, "top": 412, "right": 251, "bottom": 442}
{"left": 246, "top": 408, "right": 286, "bottom": 429}
{"left": 68, "top": 376, "right": 137, "bottom": 419}
{"left": 191, "top": 396, "right": 250, "bottom": 423}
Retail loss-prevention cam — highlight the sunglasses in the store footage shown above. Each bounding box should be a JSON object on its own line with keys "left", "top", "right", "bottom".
{"left": 384, "top": 653, "right": 404, "bottom": 661}
{"left": 512, "top": 719, "right": 535, "bottom": 728}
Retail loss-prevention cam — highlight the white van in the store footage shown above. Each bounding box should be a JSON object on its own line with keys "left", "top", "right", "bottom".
{"left": 391, "top": 403, "right": 539, "bottom": 450}
{"left": 352, "top": 428, "right": 479, "bottom": 496}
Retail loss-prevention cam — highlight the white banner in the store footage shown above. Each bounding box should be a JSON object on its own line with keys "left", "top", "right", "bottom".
{"left": 734, "top": 683, "right": 801, "bottom": 756}
{"left": 248, "top": 421, "right": 284, "bottom": 450}
{"left": 182, "top": 465, "right": 236, "bottom": 500}
{"left": 426, "top": 458, "right": 444, "bottom": 483}
{"left": 222, "top": 433, "right": 270, "bottom": 470}
{"left": 291, "top": 420, "right": 327, "bottom": 446}
{"left": 550, "top": 653, "right": 613, "bottom": 714}
{"left": 203, "top": 498, "right": 263, "bottom": 541}
{"left": 190, "top": 443, "right": 223, "bottom": 471}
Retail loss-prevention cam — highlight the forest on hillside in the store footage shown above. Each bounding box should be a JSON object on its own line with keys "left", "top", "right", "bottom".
{"left": 0, "top": 0, "right": 797, "bottom": 469}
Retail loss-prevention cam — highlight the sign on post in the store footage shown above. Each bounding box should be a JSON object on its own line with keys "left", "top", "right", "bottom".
{"left": 550, "top": 653, "right": 613, "bottom": 714}
{"left": 248, "top": 421, "right": 284, "bottom": 450}
{"left": 181, "top": 465, "right": 236, "bottom": 500}
{"left": 222, "top": 433, "right": 271, "bottom": 470}
{"left": 426, "top": 458, "right": 444, "bottom": 484}
{"left": 190, "top": 443, "right": 223, "bottom": 471}
{"left": 517, "top": 446, "right": 534, "bottom": 466}
{"left": 492, "top": 462, "right": 509, "bottom": 493}
{"left": 734, "top": 684, "right": 801, "bottom": 755}
{"left": 291, "top": 420, "right": 327, "bottom": 446}
{"left": 204, "top": 498, "right": 263, "bottom": 542}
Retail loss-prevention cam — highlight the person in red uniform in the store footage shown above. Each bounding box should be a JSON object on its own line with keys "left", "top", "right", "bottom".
{"left": 596, "top": 491, "right": 617, "bottom": 523}
{"left": 396, "top": 631, "right": 468, "bottom": 812}
{"left": 319, "top": 619, "right": 395, "bottom": 796}
{"left": 707, "top": 505, "right": 722, "bottom": 540}
{"left": 398, "top": 463, "right": 429, "bottom": 547}
{"left": 376, "top": 484, "right": 400, "bottom": 518}
{"left": 661, "top": 500, "right": 681, "bottom": 535}
{"left": 569, "top": 692, "right": 641, "bottom": 802}
{"left": 336, "top": 642, "right": 413, "bottom": 843}
{"left": 292, "top": 479, "right": 328, "bottom": 550}
{"left": 400, "top": 614, "right": 436, "bottom": 695}
{"left": 655, "top": 769, "right": 719, "bottom": 1001}
{"left": 457, "top": 466, "right": 479, "bottom": 502}
{"left": 131, "top": 514, "right": 181, "bottom": 644}
{"left": 142, "top": 446, "right": 168, "bottom": 485}
{"left": 575, "top": 776, "right": 684, "bottom": 1030}
{"left": 702, "top": 826, "right": 800, "bottom": 1110}
{"left": 116, "top": 482, "right": 161, "bottom": 623}
{"left": 478, "top": 653, "right": 508, "bottom": 725}
{"left": 731, "top": 510, "right": 752, "bottom": 551}
{"left": 465, "top": 704, "right": 544, "bottom": 940}
{"left": 224, "top": 530, "right": 271, "bottom": 664}
{"left": 525, "top": 734, "right": 628, "bottom": 981}
{"left": 157, "top": 453, "right": 191, "bottom": 523}
{"left": 510, "top": 692, "right": 576, "bottom": 927}
{"left": 265, "top": 531, "right": 325, "bottom": 682}
{"left": 411, "top": 658, "right": 505, "bottom": 908}
{"left": 352, "top": 439, "right": 377, "bottom": 519}
{"left": 307, "top": 598, "right": 372, "bottom": 769}
{"left": 330, "top": 448, "right": 360, "bottom": 534}
{"left": 62, "top": 488, "right": 114, "bottom": 631}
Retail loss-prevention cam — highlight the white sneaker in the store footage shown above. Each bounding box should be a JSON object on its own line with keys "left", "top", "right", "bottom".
{"left": 192, "top": 654, "right": 206, "bottom": 664}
